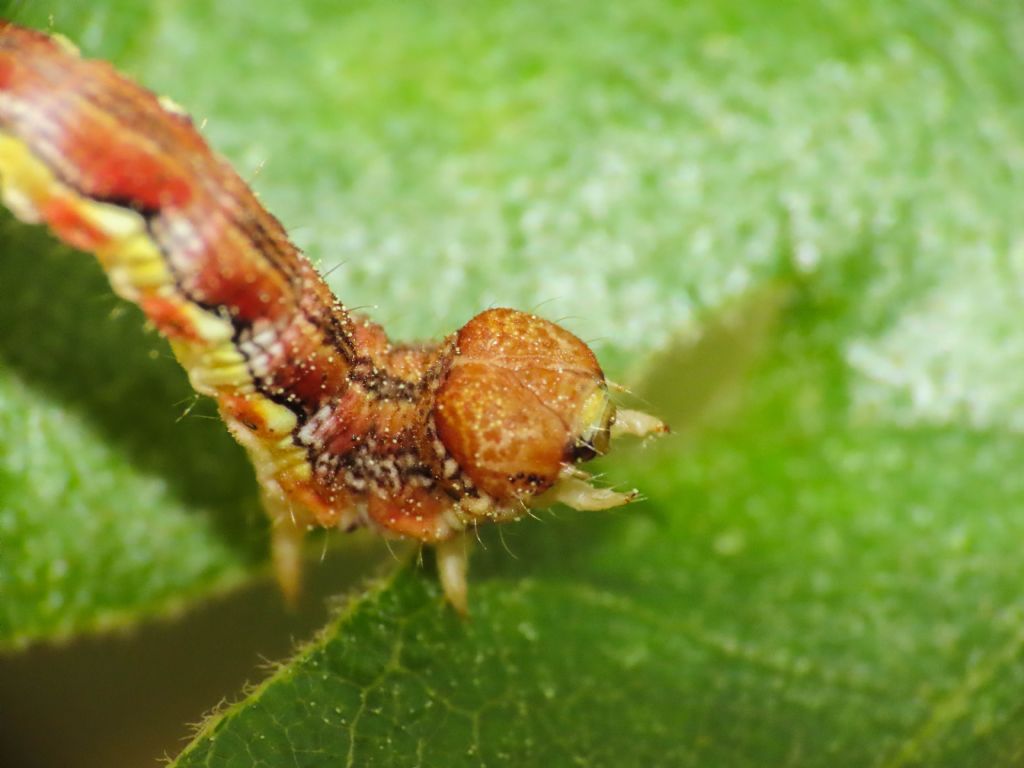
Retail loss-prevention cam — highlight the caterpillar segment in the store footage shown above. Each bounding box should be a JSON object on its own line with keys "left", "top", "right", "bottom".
{"left": 0, "top": 21, "right": 667, "bottom": 612}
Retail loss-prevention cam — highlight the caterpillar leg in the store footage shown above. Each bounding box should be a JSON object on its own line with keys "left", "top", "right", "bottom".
{"left": 529, "top": 469, "right": 640, "bottom": 511}
{"left": 261, "top": 487, "right": 307, "bottom": 606}
{"left": 435, "top": 533, "right": 472, "bottom": 616}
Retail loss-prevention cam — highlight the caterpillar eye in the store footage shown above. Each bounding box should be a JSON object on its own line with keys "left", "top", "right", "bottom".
{"left": 570, "top": 440, "right": 599, "bottom": 462}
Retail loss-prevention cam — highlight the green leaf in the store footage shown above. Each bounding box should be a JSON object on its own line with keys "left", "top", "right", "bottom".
{"left": 174, "top": 267, "right": 1024, "bottom": 766}
{"left": 3, "top": 0, "right": 1024, "bottom": 764}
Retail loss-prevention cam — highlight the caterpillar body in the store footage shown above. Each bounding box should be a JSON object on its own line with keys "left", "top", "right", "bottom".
{"left": 0, "top": 21, "right": 666, "bottom": 612}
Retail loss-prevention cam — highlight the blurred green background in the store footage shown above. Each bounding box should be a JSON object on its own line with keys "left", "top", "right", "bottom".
{"left": 2, "top": 0, "right": 1024, "bottom": 765}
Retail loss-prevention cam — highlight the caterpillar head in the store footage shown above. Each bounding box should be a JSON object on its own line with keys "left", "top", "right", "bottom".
{"left": 432, "top": 308, "right": 666, "bottom": 515}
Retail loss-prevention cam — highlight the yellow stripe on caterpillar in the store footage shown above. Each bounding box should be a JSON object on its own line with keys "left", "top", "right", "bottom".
{"left": 251, "top": 398, "right": 299, "bottom": 437}
{"left": 0, "top": 130, "right": 48, "bottom": 222}
{"left": 187, "top": 359, "right": 253, "bottom": 390}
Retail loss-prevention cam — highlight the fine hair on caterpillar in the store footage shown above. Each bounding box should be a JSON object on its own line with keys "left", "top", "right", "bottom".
{"left": 0, "top": 21, "right": 667, "bottom": 613}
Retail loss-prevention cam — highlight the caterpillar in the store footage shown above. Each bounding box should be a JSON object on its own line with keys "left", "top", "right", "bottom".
{"left": 0, "top": 21, "right": 666, "bottom": 612}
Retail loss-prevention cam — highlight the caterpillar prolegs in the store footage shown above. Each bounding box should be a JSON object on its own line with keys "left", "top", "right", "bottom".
{"left": 0, "top": 22, "right": 666, "bottom": 612}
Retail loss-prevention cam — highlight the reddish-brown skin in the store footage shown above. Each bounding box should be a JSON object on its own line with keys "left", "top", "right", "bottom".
{"left": 437, "top": 310, "right": 606, "bottom": 500}
{"left": 0, "top": 22, "right": 617, "bottom": 549}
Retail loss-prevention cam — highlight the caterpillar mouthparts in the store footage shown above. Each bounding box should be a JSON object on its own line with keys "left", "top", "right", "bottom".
{"left": 0, "top": 20, "right": 666, "bottom": 613}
